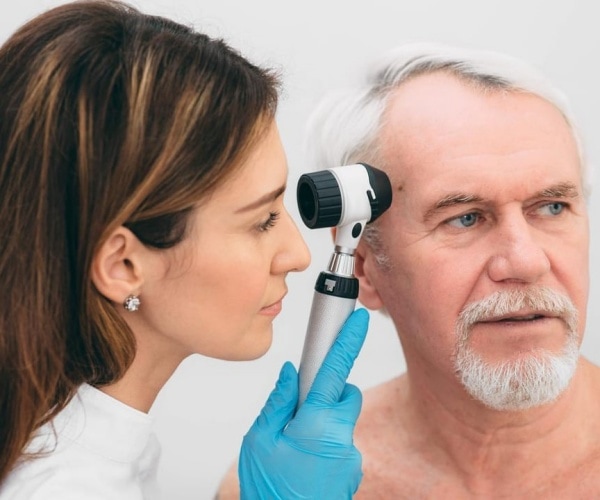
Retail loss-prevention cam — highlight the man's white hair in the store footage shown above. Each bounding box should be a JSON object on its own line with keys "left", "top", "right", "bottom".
{"left": 305, "top": 41, "right": 591, "bottom": 198}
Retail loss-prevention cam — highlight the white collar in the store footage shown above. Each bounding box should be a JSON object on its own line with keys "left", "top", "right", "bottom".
{"left": 29, "top": 384, "right": 155, "bottom": 463}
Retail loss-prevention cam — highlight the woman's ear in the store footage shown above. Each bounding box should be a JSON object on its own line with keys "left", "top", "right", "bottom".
{"left": 354, "top": 239, "right": 385, "bottom": 310}
{"left": 91, "top": 226, "right": 144, "bottom": 304}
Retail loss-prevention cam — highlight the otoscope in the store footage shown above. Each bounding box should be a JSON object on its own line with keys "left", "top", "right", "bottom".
{"left": 296, "top": 163, "right": 392, "bottom": 406}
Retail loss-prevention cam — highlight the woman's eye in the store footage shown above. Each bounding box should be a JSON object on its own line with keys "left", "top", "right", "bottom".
{"left": 447, "top": 212, "right": 480, "bottom": 229}
{"left": 258, "top": 211, "right": 280, "bottom": 232}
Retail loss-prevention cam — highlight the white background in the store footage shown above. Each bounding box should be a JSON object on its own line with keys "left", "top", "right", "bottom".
{"left": 3, "top": 1, "right": 598, "bottom": 498}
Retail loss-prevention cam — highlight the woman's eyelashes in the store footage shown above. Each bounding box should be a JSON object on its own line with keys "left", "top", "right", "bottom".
{"left": 257, "top": 211, "right": 281, "bottom": 232}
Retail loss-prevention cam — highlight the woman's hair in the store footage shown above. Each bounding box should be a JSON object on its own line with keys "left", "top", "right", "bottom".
{"left": 0, "top": 0, "right": 279, "bottom": 481}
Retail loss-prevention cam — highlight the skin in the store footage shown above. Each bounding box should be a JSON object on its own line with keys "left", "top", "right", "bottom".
{"left": 216, "top": 72, "right": 600, "bottom": 499}
{"left": 92, "top": 121, "right": 311, "bottom": 412}
{"left": 351, "top": 72, "right": 600, "bottom": 498}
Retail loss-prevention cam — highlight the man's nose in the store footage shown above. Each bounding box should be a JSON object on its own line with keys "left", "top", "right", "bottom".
{"left": 485, "top": 211, "right": 551, "bottom": 284}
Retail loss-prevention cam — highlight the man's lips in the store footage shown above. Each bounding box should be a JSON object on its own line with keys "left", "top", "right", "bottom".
{"left": 479, "top": 311, "right": 558, "bottom": 323}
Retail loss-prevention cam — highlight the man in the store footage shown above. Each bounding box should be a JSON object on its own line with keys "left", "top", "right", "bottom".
{"left": 218, "top": 42, "right": 599, "bottom": 498}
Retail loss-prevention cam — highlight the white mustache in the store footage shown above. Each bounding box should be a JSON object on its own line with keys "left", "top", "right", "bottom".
{"left": 456, "top": 287, "right": 579, "bottom": 345}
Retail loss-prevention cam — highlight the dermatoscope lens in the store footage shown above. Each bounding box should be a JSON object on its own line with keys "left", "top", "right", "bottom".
{"left": 296, "top": 171, "right": 342, "bottom": 229}
{"left": 297, "top": 180, "right": 316, "bottom": 222}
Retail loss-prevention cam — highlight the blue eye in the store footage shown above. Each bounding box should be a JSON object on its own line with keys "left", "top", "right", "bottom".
{"left": 258, "top": 211, "right": 280, "bottom": 232}
{"left": 543, "top": 202, "right": 565, "bottom": 216}
{"left": 448, "top": 212, "right": 479, "bottom": 228}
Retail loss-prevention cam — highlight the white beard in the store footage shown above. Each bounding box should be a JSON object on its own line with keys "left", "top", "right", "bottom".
{"left": 454, "top": 287, "right": 580, "bottom": 411}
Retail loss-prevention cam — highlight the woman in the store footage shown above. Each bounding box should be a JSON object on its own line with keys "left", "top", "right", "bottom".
{"left": 0, "top": 1, "right": 369, "bottom": 498}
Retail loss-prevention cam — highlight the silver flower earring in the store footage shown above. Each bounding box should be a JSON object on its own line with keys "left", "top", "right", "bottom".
{"left": 123, "top": 295, "right": 141, "bottom": 312}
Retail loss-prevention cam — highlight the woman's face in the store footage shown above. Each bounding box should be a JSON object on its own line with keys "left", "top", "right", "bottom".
{"left": 135, "top": 122, "right": 310, "bottom": 362}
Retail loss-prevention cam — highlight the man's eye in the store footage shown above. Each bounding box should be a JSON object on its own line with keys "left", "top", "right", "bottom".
{"left": 447, "top": 212, "right": 479, "bottom": 228}
{"left": 540, "top": 201, "right": 566, "bottom": 216}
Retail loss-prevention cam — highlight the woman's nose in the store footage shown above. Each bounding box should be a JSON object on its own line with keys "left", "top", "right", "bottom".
{"left": 273, "top": 210, "right": 311, "bottom": 274}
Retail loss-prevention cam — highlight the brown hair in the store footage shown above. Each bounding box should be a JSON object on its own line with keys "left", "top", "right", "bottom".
{"left": 0, "top": 0, "right": 279, "bottom": 482}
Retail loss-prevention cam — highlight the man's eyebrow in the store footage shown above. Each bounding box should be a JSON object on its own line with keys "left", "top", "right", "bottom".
{"left": 234, "top": 184, "right": 286, "bottom": 213}
{"left": 423, "top": 193, "right": 484, "bottom": 222}
{"left": 535, "top": 181, "right": 580, "bottom": 199}
{"left": 422, "top": 182, "right": 580, "bottom": 222}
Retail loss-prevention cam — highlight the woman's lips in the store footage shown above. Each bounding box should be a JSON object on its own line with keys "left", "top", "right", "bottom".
{"left": 260, "top": 297, "right": 285, "bottom": 316}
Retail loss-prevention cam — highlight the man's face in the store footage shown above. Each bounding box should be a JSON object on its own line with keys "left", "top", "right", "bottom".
{"left": 358, "top": 72, "right": 589, "bottom": 404}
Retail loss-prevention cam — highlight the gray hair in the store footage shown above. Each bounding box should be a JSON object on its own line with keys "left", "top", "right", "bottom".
{"left": 304, "top": 42, "right": 591, "bottom": 263}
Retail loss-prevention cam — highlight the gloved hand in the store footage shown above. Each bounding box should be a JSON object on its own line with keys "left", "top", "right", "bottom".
{"left": 239, "top": 308, "right": 369, "bottom": 499}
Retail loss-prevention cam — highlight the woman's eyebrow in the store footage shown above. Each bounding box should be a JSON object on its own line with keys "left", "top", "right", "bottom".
{"left": 235, "top": 184, "right": 286, "bottom": 213}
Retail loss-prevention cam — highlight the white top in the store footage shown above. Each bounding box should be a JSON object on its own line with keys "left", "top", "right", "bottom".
{"left": 0, "top": 384, "right": 161, "bottom": 499}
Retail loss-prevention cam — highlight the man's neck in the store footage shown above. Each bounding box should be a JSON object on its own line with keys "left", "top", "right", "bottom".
{"left": 354, "top": 359, "right": 600, "bottom": 498}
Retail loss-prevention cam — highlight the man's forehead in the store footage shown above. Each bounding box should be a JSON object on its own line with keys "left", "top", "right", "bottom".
{"left": 380, "top": 75, "right": 582, "bottom": 196}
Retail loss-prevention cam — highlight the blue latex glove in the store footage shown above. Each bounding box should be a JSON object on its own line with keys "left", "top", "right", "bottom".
{"left": 239, "top": 308, "right": 369, "bottom": 499}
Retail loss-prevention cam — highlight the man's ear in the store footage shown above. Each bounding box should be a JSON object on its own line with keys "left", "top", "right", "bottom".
{"left": 332, "top": 227, "right": 385, "bottom": 310}
{"left": 91, "top": 226, "right": 145, "bottom": 304}
{"left": 354, "top": 239, "right": 385, "bottom": 310}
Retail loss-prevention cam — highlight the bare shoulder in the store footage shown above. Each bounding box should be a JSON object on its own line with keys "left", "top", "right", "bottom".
{"left": 353, "top": 375, "right": 421, "bottom": 499}
{"left": 355, "top": 375, "right": 407, "bottom": 440}
{"left": 583, "top": 357, "right": 600, "bottom": 384}
{"left": 215, "top": 460, "right": 239, "bottom": 500}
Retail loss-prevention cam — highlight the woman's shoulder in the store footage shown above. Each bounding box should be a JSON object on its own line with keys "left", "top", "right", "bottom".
{"left": 0, "top": 384, "right": 161, "bottom": 500}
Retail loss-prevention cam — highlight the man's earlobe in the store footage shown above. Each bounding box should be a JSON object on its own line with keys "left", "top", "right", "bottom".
{"left": 91, "top": 226, "right": 144, "bottom": 305}
{"left": 355, "top": 241, "right": 385, "bottom": 310}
